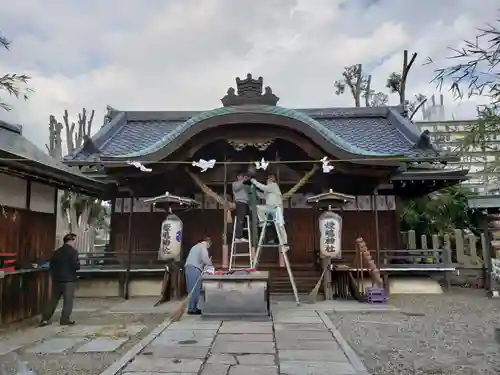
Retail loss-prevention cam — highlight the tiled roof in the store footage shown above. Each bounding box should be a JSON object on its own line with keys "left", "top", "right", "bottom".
{"left": 0, "top": 120, "right": 106, "bottom": 194}
{"left": 65, "top": 105, "right": 446, "bottom": 163}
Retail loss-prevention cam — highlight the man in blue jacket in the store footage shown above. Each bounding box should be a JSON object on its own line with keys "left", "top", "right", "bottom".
{"left": 39, "top": 233, "right": 80, "bottom": 326}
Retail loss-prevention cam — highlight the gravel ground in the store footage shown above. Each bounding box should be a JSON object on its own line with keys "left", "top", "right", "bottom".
{"left": 328, "top": 288, "right": 500, "bottom": 375}
{"left": 0, "top": 298, "right": 167, "bottom": 375}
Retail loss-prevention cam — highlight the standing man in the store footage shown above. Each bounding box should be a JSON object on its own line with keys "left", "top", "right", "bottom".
{"left": 39, "top": 233, "right": 80, "bottom": 326}
{"left": 184, "top": 237, "right": 212, "bottom": 315}
{"left": 232, "top": 170, "right": 250, "bottom": 243}
{"left": 251, "top": 174, "right": 288, "bottom": 248}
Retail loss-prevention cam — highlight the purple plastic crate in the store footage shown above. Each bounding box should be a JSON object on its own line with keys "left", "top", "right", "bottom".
{"left": 365, "top": 287, "right": 386, "bottom": 295}
{"left": 365, "top": 287, "right": 387, "bottom": 304}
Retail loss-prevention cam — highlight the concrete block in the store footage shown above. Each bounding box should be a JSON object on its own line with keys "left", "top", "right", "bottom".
{"left": 218, "top": 323, "right": 272, "bottom": 334}
{"left": 275, "top": 330, "right": 334, "bottom": 341}
{"left": 206, "top": 354, "right": 237, "bottom": 364}
{"left": 275, "top": 340, "right": 342, "bottom": 351}
{"left": 76, "top": 338, "right": 127, "bottom": 352}
{"left": 273, "top": 323, "right": 325, "bottom": 331}
{"left": 228, "top": 365, "right": 278, "bottom": 375}
{"left": 278, "top": 349, "right": 348, "bottom": 362}
{"left": 212, "top": 341, "right": 275, "bottom": 354}
{"left": 201, "top": 363, "right": 231, "bottom": 375}
{"left": 26, "top": 338, "right": 85, "bottom": 354}
{"left": 141, "top": 346, "right": 210, "bottom": 359}
{"left": 215, "top": 334, "right": 273, "bottom": 342}
{"left": 126, "top": 357, "right": 203, "bottom": 373}
{"left": 236, "top": 354, "right": 275, "bottom": 365}
{"left": 280, "top": 361, "right": 356, "bottom": 375}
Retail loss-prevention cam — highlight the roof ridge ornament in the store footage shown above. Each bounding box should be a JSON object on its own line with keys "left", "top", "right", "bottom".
{"left": 221, "top": 73, "right": 279, "bottom": 107}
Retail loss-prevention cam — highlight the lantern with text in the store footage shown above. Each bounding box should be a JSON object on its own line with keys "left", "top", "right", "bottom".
{"left": 144, "top": 192, "right": 200, "bottom": 261}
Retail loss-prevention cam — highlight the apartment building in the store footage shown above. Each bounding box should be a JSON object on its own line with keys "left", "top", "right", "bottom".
{"left": 415, "top": 95, "right": 500, "bottom": 195}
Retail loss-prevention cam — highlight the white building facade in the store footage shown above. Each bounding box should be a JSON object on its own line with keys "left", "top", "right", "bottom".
{"left": 415, "top": 119, "right": 500, "bottom": 195}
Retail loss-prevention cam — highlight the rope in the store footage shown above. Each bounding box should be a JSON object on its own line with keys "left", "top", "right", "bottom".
{"left": 282, "top": 165, "right": 318, "bottom": 200}
{"left": 186, "top": 165, "right": 321, "bottom": 210}
{"left": 0, "top": 156, "right": 461, "bottom": 165}
{"left": 184, "top": 168, "right": 235, "bottom": 210}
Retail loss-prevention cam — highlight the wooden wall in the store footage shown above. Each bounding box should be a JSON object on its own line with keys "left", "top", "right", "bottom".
{"left": 0, "top": 173, "right": 58, "bottom": 325}
{"left": 111, "top": 208, "right": 399, "bottom": 267}
{"left": 0, "top": 270, "right": 51, "bottom": 325}
{"left": 0, "top": 206, "right": 57, "bottom": 265}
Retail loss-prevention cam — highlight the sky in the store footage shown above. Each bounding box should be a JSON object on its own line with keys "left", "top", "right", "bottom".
{"left": 0, "top": 0, "right": 498, "bottom": 151}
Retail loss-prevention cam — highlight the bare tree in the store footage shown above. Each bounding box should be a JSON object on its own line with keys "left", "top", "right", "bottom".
{"left": 409, "top": 93, "right": 428, "bottom": 120}
{"left": 370, "top": 91, "right": 389, "bottom": 107}
{"left": 47, "top": 109, "right": 102, "bottom": 242}
{"left": 0, "top": 35, "right": 32, "bottom": 111}
{"left": 335, "top": 64, "right": 388, "bottom": 107}
{"left": 386, "top": 50, "right": 418, "bottom": 105}
{"left": 335, "top": 64, "right": 364, "bottom": 107}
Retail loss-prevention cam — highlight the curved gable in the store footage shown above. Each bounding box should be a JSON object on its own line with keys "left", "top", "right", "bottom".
{"left": 102, "top": 105, "right": 405, "bottom": 164}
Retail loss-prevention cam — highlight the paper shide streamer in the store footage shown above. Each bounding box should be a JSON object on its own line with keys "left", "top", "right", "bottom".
{"left": 126, "top": 161, "right": 152, "bottom": 172}
{"left": 321, "top": 157, "right": 334, "bottom": 173}
{"left": 192, "top": 159, "right": 216, "bottom": 172}
{"left": 254, "top": 158, "right": 269, "bottom": 170}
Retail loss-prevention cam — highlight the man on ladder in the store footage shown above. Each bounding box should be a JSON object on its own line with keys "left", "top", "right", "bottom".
{"left": 251, "top": 173, "right": 299, "bottom": 305}
{"left": 232, "top": 170, "right": 251, "bottom": 243}
{"left": 251, "top": 173, "right": 288, "bottom": 251}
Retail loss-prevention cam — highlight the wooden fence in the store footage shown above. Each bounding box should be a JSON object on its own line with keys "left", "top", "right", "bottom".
{"left": 397, "top": 229, "right": 491, "bottom": 287}
{"left": 398, "top": 229, "right": 487, "bottom": 269}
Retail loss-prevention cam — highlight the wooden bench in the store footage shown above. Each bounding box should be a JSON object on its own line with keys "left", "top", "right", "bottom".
{"left": 380, "top": 248, "right": 454, "bottom": 293}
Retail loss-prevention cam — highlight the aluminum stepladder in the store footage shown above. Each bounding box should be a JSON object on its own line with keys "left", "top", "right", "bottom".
{"left": 229, "top": 215, "right": 253, "bottom": 270}
{"left": 252, "top": 208, "right": 300, "bottom": 305}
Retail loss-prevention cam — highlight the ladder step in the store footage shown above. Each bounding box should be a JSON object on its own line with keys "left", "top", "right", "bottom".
{"left": 232, "top": 254, "right": 251, "bottom": 257}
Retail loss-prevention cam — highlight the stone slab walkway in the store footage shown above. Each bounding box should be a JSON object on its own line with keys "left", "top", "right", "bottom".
{"left": 113, "top": 300, "right": 380, "bottom": 375}
{"left": 0, "top": 297, "right": 176, "bottom": 375}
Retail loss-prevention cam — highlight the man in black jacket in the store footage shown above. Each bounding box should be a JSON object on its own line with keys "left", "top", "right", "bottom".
{"left": 39, "top": 233, "right": 80, "bottom": 326}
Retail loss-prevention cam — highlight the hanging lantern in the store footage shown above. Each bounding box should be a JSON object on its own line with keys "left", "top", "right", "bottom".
{"left": 318, "top": 211, "right": 342, "bottom": 258}
{"left": 159, "top": 213, "right": 183, "bottom": 261}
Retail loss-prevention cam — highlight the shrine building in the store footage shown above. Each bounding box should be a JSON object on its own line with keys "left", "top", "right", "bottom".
{"left": 64, "top": 74, "right": 467, "bottom": 294}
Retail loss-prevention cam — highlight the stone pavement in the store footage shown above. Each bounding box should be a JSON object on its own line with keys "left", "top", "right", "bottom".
{"left": 0, "top": 297, "right": 182, "bottom": 375}
{"left": 110, "top": 300, "right": 397, "bottom": 375}
{"left": 0, "top": 298, "right": 182, "bottom": 358}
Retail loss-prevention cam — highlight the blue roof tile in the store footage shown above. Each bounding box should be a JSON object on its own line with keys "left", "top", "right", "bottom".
{"left": 65, "top": 105, "right": 440, "bottom": 163}
{"left": 99, "top": 119, "right": 184, "bottom": 157}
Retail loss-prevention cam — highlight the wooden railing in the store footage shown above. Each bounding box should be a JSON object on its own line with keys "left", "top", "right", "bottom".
{"left": 78, "top": 250, "right": 164, "bottom": 269}
{"left": 398, "top": 229, "right": 487, "bottom": 269}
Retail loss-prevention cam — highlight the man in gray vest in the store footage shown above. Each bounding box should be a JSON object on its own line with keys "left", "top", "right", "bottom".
{"left": 184, "top": 237, "right": 212, "bottom": 315}
{"left": 232, "top": 170, "right": 250, "bottom": 243}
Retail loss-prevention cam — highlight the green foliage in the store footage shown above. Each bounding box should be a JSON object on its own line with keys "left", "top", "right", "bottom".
{"left": 0, "top": 34, "right": 33, "bottom": 111}
{"left": 429, "top": 14, "right": 500, "bottom": 190}
{"left": 400, "top": 186, "right": 481, "bottom": 236}
{"left": 334, "top": 64, "right": 388, "bottom": 107}
{"left": 386, "top": 72, "right": 402, "bottom": 94}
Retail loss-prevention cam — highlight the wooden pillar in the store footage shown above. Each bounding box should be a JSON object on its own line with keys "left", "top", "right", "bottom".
{"left": 109, "top": 197, "right": 116, "bottom": 255}
{"left": 26, "top": 179, "right": 32, "bottom": 211}
{"left": 124, "top": 195, "right": 134, "bottom": 300}
{"left": 373, "top": 190, "right": 381, "bottom": 268}
{"left": 276, "top": 154, "right": 285, "bottom": 268}
{"left": 222, "top": 159, "right": 229, "bottom": 268}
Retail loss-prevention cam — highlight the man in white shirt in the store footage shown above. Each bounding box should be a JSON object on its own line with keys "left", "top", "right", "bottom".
{"left": 251, "top": 174, "right": 288, "bottom": 247}
{"left": 184, "top": 237, "right": 212, "bottom": 315}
